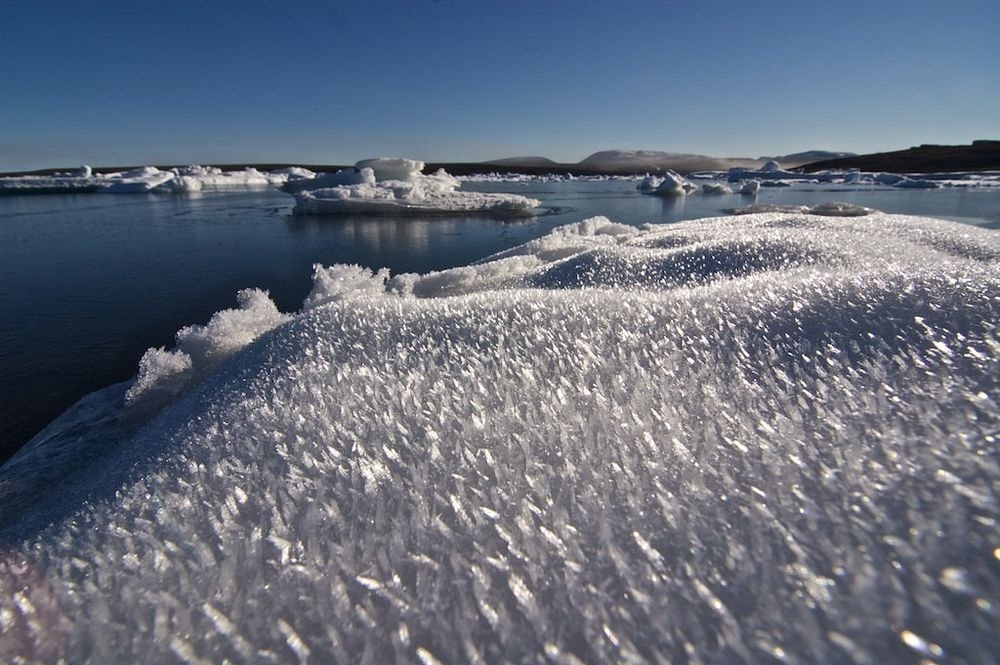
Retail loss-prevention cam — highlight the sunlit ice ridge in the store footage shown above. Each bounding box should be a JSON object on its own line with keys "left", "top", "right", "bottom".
{"left": 1, "top": 209, "right": 998, "bottom": 663}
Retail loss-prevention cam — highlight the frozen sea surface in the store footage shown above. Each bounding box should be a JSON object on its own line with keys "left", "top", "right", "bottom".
{"left": 1, "top": 211, "right": 999, "bottom": 664}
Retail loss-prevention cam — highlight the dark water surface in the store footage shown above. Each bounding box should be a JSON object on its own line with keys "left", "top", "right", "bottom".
{"left": 2, "top": 180, "right": 998, "bottom": 461}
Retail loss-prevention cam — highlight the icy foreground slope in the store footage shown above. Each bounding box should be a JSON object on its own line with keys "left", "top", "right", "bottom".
{"left": 2, "top": 213, "right": 999, "bottom": 664}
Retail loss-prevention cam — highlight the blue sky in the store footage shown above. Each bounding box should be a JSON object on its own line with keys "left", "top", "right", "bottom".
{"left": 1, "top": 0, "right": 997, "bottom": 170}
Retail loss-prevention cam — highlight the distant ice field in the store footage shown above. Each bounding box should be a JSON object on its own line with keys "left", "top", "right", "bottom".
{"left": 1, "top": 211, "right": 998, "bottom": 664}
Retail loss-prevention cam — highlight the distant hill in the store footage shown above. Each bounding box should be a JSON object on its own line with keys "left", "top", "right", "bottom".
{"left": 800, "top": 141, "right": 1000, "bottom": 173}
{"left": 760, "top": 151, "right": 856, "bottom": 166}
{"left": 428, "top": 151, "right": 762, "bottom": 176}
{"left": 485, "top": 156, "right": 559, "bottom": 167}
{"left": 576, "top": 150, "right": 759, "bottom": 173}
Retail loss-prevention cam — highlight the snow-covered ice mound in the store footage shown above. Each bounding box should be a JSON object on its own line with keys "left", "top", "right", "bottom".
{"left": 1, "top": 212, "right": 999, "bottom": 664}
{"left": 292, "top": 158, "right": 541, "bottom": 215}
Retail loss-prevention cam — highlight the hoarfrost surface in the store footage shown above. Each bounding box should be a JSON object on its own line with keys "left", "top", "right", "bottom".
{"left": 125, "top": 288, "right": 288, "bottom": 404}
{"left": 1, "top": 212, "right": 999, "bottom": 664}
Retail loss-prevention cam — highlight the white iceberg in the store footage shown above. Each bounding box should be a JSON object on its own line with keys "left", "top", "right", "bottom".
{"left": 740, "top": 179, "right": 761, "bottom": 194}
{"left": 292, "top": 158, "right": 541, "bottom": 215}
{"left": 1, "top": 209, "right": 998, "bottom": 664}
{"left": 163, "top": 166, "right": 290, "bottom": 193}
{"left": 728, "top": 202, "right": 874, "bottom": 217}
{"left": 279, "top": 165, "right": 375, "bottom": 193}
{"left": 701, "top": 181, "right": 732, "bottom": 195}
{"left": 635, "top": 170, "right": 693, "bottom": 197}
{"left": 894, "top": 177, "right": 942, "bottom": 189}
{"left": 354, "top": 157, "right": 425, "bottom": 181}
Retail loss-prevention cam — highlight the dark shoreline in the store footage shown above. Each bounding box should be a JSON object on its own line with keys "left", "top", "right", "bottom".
{"left": 800, "top": 140, "right": 1000, "bottom": 173}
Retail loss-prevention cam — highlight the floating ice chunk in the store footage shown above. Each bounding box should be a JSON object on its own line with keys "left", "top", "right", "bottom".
{"left": 162, "top": 167, "right": 281, "bottom": 193}
{"left": 875, "top": 172, "right": 907, "bottom": 185}
{"left": 293, "top": 184, "right": 540, "bottom": 215}
{"left": 760, "top": 159, "right": 782, "bottom": 172}
{"left": 729, "top": 203, "right": 807, "bottom": 215}
{"left": 0, "top": 167, "right": 177, "bottom": 193}
{"left": 270, "top": 166, "right": 316, "bottom": 181}
{"left": 355, "top": 157, "right": 425, "bottom": 181}
{"left": 636, "top": 174, "right": 664, "bottom": 193}
{"left": 894, "top": 177, "right": 941, "bottom": 189}
{"left": 172, "top": 164, "right": 224, "bottom": 177}
{"left": 103, "top": 167, "right": 176, "bottom": 192}
{"left": 637, "top": 170, "right": 692, "bottom": 197}
{"left": 740, "top": 180, "right": 761, "bottom": 195}
{"left": 281, "top": 167, "right": 375, "bottom": 193}
{"left": 291, "top": 159, "right": 540, "bottom": 216}
{"left": 701, "top": 182, "right": 732, "bottom": 195}
{"left": 0, "top": 164, "right": 315, "bottom": 195}
{"left": 805, "top": 202, "right": 874, "bottom": 217}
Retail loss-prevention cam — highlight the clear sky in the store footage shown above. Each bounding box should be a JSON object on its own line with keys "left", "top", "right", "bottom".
{"left": 1, "top": 0, "right": 997, "bottom": 170}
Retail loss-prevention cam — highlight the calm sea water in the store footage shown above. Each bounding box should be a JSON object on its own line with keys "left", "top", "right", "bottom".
{"left": 2, "top": 180, "right": 998, "bottom": 462}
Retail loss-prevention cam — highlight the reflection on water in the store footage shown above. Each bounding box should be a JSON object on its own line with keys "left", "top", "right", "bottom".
{"left": 289, "top": 215, "right": 441, "bottom": 254}
{"left": 1, "top": 181, "right": 998, "bottom": 462}
{"left": 659, "top": 194, "right": 688, "bottom": 217}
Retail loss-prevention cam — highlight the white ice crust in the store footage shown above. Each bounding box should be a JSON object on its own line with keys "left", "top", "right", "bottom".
{"left": 292, "top": 158, "right": 541, "bottom": 215}
{"left": 1, "top": 209, "right": 998, "bottom": 663}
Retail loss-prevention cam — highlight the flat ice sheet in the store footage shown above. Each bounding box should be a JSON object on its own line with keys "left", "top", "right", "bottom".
{"left": 1, "top": 212, "right": 998, "bottom": 664}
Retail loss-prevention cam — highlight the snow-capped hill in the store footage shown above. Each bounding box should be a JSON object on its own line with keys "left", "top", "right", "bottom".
{"left": 759, "top": 150, "right": 857, "bottom": 167}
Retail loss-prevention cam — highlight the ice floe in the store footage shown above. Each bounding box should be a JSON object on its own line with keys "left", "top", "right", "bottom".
{"left": 3, "top": 161, "right": 999, "bottom": 197}
{"left": 1, "top": 209, "right": 998, "bottom": 663}
{"left": 291, "top": 158, "right": 541, "bottom": 215}
{"left": 162, "top": 166, "right": 305, "bottom": 193}
{"left": 0, "top": 164, "right": 315, "bottom": 195}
